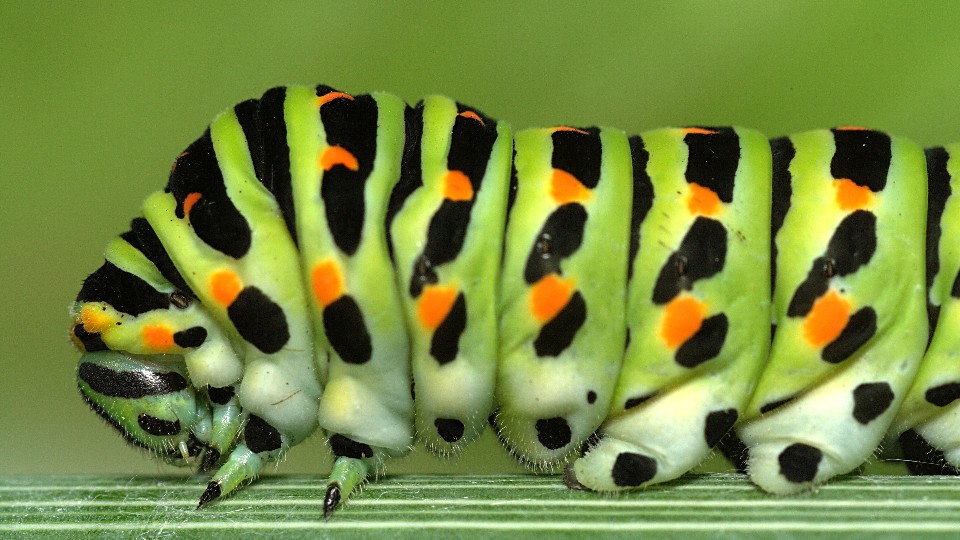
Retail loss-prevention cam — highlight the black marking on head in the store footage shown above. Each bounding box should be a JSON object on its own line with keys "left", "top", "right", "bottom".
{"left": 534, "top": 291, "right": 586, "bottom": 357}
{"left": 410, "top": 200, "right": 472, "bottom": 295}
{"left": 255, "top": 87, "right": 297, "bottom": 246}
{"left": 173, "top": 326, "right": 207, "bottom": 348}
{"left": 704, "top": 408, "right": 738, "bottom": 448}
{"left": 551, "top": 127, "right": 602, "bottom": 189}
{"left": 244, "top": 415, "right": 283, "bottom": 453}
{"left": 925, "top": 382, "right": 960, "bottom": 407}
{"left": 675, "top": 313, "right": 728, "bottom": 368}
{"left": 624, "top": 394, "right": 654, "bottom": 410}
{"left": 683, "top": 127, "right": 738, "bottom": 202}
{"left": 851, "top": 382, "right": 894, "bottom": 424}
{"left": 329, "top": 434, "right": 374, "bottom": 459}
{"left": 78, "top": 262, "right": 171, "bottom": 316}
{"left": 760, "top": 396, "right": 794, "bottom": 414}
{"left": 898, "top": 429, "right": 960, "bottom": 476}
{"left": 72, "top": 324, "right": 107, "bottom": 352}
{"left": 535, "top": 417, "right": 572, "bottom": 450}
{"left": 523, "top": 203, "right": 588, "bottom": 284}
{"left": 434, "top": 418, "right": 465, "bottom": 443}
{"left": 770, "top": 137, "right": 795, "bottom": 297}
{"left": 385, "top": 102, "right": 425, "bottom": 262}
{"left": 627, "top": 136, "right": 653, "bottom": 280}
{"left": 787, "top": 211, "right": 877, "bottom": 317}
{"left": 78, "top": 362, "right": 188, "bottom": 399}
{"left": 778, "top": 443, "right": 822, "bottom": 483}
{"left": 612, "top": 452, "right": 657, "bottom": 487}
{"left": 925, "top": 147, "right": 951, "bottom": 333}
{"left": 430, "top": 293, "right": 466, "bottom": 364}
{"left": 166, "top": 129, "right": 251, "bottom": 258}
{"left": 207, "top": 385, "right": 235, "bottom": 405}
{"left": 586, "top": 390, "right": 597, "bottom": 404}
{"left": 830, "top": 129, "right": 891, "bottom": 191}
{"left": 122, "top": 217, "right": 195, "bottom": 297}
{"left": 320, "top": 93, "right": 379, "bottom": 256}
{"left": 137, "top": 414, "right": 181, "bottom": 436}
{"left": 652, "top": 217, "right": 727, "bottom": 304}
{"left": 821, "top": 307, "right": 877, "bottom": 364}
{"left": 324, "top": 295, "right": 373, "bottom": 364}
{"left": 227, "top": 287, "right": 290, "bottom": 354}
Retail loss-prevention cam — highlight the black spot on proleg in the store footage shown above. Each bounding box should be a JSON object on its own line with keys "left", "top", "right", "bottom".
{"left": 228, "top": 287, "right": 290, "bottom": 354}
{"left": 898, "top": 429, "right": 960, "bottom": 476}
{"left": 207, "top": 385, "right": 235, "bottom": 405}
{"left": 624, "top": 394, "right": 654, "bottom": 410}
{"left": 586, "top": 391, "right": 597, "bottom": 404}
{"left": 925, "top": 382, "right": 960, "bottom": 407}
{"left": 137, "top": 414, "right": 181, "bottom": 436}
{"left": 704, "top": 408, "right": 738, "bottom": 448}
{"left": 535, "top": 417, "right": 572, "bottom": 450}
{"left": 778, "top": 443, "right": 822, "bottom": 483}
{"left": 78, "top": 362, "right": 188, "bottom": 399}
{"left": 329, "top": 434, "right": 374, "bottom": 459}
{"left": 434, "top": 418, "right": 465, "bottom": 443}
{"left": 323, "top": 295, "right": 373, "bottom": 364}
{"left": 851, "top": 382, "right": 894, "bottom": 424}
{"left": 244, "top": 415, "right": 283, "bottom": 453}
{"left": 612, "top": 452, "right": 657, "bottom": 487}
{"left": 173, "top": 326, "right": 207, "bottom": 348}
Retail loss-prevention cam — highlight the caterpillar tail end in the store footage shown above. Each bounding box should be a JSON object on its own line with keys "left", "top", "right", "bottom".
{"left": 323, "top": 456, "right": 370, "bottom": 519}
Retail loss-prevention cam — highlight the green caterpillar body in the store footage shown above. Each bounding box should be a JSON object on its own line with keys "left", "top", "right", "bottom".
{"left": 70, "top": 84, "right": 960, "bottom": 515}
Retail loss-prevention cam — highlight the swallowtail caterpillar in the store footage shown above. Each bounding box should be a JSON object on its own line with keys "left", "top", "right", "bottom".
{"left": 70, "top": 84, "right": 960, "bottom": 517}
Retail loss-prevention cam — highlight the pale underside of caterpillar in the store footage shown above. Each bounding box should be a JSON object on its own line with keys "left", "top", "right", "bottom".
{"left": 70, "top": 84, "right": 960, "bottom": 517}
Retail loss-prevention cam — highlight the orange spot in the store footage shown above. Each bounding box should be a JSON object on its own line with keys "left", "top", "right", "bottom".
{"left": 316, "top": 91, "right": 354, "bottom": 107}
{"left": 311, "top": 260, "right": 343, "bottom": 307}
{"left": 683, "top": 127, "right": 718, "bottom": 135}
{"left": 210, "top": 270, "right": 242, "bottom": 306}
{"left": 834, "top": 178, "right": 872, "bottom": 210}
{"left": 444, "top": 170, "right": 474, "bottom": 201}
{"left": 143, "top": 325, "right": 175, "bottom": 351}
{"left": 530, "top": 275, "right": 575, "bottom": 323}
{"left": 550, "top": 169, "right": 591, "bottom": 204}
{"left": 803, "top": 290, "right": 850, "bottom": 347}
{"left": 418, "top": 285, "right": 458, "bottom": 330}
{"left": 319, "top": 146, "right": 359, "bottom": 171}
{"left": 183, "top": 192, "right": 202, "bottom": 217}
{"left": 687, "top": 183, "right": 721, "bottom": 216}
{"left": 552, "top": 126, "right": 590, "bottom": 135}
{"left": 458, "top": 110, "right": 485, "bottom": 126}
{"left": 660, "top": 295, "right": 707, "bottom": 348}
{"left": 836, "top": 126, "right": 869, "bottom": 131}
{"left": 79, "top": 305, "right": 115, "bottom": 333}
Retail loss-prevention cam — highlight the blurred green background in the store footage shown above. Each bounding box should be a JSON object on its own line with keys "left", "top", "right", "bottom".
{"left": 4, "top": 1, "right": 960, "bottom": 478}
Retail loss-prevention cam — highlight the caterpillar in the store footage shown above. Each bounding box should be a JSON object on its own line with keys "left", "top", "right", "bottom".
{"left": 70, "top": 83, "right": 960, "bottom": 517}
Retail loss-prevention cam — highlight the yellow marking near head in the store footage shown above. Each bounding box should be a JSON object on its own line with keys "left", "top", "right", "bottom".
{"left": 833, "top": 178, "right": 873, "bottom": 211}
{"left": 418, "top": 285, "right": 458, "bottom": 330}
{"left": 803, "top": 290, "right": 850, "bottom": 348}
{"left": 311, "top": 260, "right": 343, "bottom": 307}
{"left": 552, "top": 126, "right": 590, "bottom": 135}
{"left": 143, "top": 325, "right": 175, "bottom": 351}
{"left": 550, "top": 169, "right": 590, "bottom": 204}
{"left": 687, "top": 183, "right": 721, "bottom": 216}
{"left": 316, "top": 91, "right": 354, "bottom": 107}
{"left": 458, "top": 110, "right": 485, "bottom": 126}
{"left": 443, "top": 170, "right": 474, "bottom": 201}
{"left": 210, "top": 270, "right": 242, "bottom": 306}
{"left": 530, "top": 275, "right": 575, "bottom": 323}
{"left": 319, "top": 146, "right": 359, "bottom": 172}
{"left": 660, "top": 295, "right": 707, "bottom": 348}
{"left": 183, "top": 192, "right": 202, "bottom": 217}
{"left": 79, "top": 305, "right": 117, "bottom": 333}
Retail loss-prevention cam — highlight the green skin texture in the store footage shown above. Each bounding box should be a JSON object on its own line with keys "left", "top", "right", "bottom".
{"left": 72, "top": 85, "right": 953, "bottom": 512}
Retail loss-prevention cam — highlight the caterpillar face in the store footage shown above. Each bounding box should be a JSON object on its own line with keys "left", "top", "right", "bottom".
{"left": 69, "top": 84, "right": 960, "bottom": 516}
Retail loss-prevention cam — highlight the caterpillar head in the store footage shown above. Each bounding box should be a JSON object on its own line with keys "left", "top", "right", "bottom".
{"left": 76, "top": 350, "right": 211, "bottom": 465}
